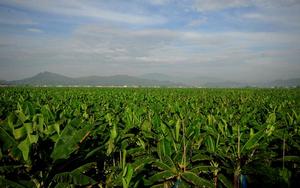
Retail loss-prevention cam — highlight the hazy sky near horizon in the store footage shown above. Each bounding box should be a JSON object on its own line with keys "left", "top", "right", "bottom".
{"left": 0, "top": 0, "right": 300, "bottom": 82}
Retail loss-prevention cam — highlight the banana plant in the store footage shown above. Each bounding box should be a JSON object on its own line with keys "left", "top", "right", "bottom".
{"left": 146, "top": 116, "right": 214, "bottom": 188}
{"left": 148, "top": 154, "right": 214, "bottom": 188}
{"left": 203, "top": 112, "right": 273, "bottom": 188}
{"left": 0, "top": 87, "right": 299, "bottom": 187}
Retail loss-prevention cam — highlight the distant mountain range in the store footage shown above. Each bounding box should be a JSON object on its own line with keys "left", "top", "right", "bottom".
{"left": 2, "top": 71, "right": 300, "bottom": 87}
{"left": 139, "top": 73, "right": 300, "bottom": 88}
{"left": 4, "top": 72, "right": 182, "bottom": 87}
{"left": 139, "top": 73, "right": 223, "bottom": 86}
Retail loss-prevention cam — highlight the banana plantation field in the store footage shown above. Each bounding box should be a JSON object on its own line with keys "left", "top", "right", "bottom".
{"left": 0, "top": 88, "right": 300, "bottom": 188}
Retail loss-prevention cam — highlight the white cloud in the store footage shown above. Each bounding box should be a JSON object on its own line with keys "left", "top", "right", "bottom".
{"left": 253, "top": 0, "right": 300, "bottom": 8}
{"left": 241, "top": 9, "right": 300, "bottom": 29}
{"left": 193, "top": 0, "right": 250, "bottom": 12}
{"left": 1, "top": 0, "right": 167, "bottom": 25}
{"left": 27, "top": 28, "right": 43, "bottom": 33}
{"left": 187, "top": 17, "right": 207, "bottom": 27}
{"left": 0, "top": 8, "right": 36, "bottom": 25}
{"left": 2, "top": 24, "right": 299, "bottom": 81}
{"left": 191, "top": 0, "right": 300, "bottom": 33}
{"left": 0, "top": 0, "right": 299, "bottom": 81}
{"left": 150, "top": 0, "right": 171, "bottom": 5}
{"left": 193, "top": 0, "right": 300, "bottom": 12}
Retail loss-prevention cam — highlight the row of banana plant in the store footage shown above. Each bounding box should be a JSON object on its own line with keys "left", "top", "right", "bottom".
{"left": 0, "top": 88, "right": 299, "bottom": 187}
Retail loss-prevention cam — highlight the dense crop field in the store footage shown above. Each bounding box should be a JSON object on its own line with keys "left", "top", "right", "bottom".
{"left": 0, "top": 88, "right": 300, "bottom": 188}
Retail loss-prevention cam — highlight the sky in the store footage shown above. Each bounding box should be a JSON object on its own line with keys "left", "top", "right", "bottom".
{"left": 0, "top": 0, "right": 300, "bottom": 82}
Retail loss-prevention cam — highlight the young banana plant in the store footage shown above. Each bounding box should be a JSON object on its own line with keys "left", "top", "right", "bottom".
{"left": 148, "top": 117, "right": 214, "bottom": 188}
{"left": 203, "top": 112, "right": 272, "bottom": 188}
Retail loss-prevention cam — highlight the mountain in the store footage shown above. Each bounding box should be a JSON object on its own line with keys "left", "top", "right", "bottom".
{"left": 204, "top": 81, "right": 250, "bottom": 88}
{"left": 4, "top": 72, "right": 300, "bottom": 87}
{"left": 139, "top": 73, "right": 174, "bottom": 82}
{"left": 141, "top": 73, "right": 300, "bottom": 87}
{"left": 139, "top": 73, "right": 223, "bottom": 86}
{"left": 75, "top": 74, "right": 179, "bottom": 86}
{"left": 6, "top": 72, "right": 182, "bottom": 87}
{"left": 263, "top": 78, "right": 300, "bottom": 87}
{"left": 9, "top": 71, "right": 76, "bottom": 85}
{"left": 184, "top": 76, "right": 223, "bottom": 86}
{"left": 203, "top": 79, "right": 300, "bottom": 88}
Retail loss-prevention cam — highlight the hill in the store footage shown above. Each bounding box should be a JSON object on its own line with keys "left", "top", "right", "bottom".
{"left": 4, "top": 72, "right": 300, "bottom": 88}
{"left": 263, "top": 78, "right": 300, "bottom": 87}
{"left": 6, "top": 72, "right": 182, "bottom": 87}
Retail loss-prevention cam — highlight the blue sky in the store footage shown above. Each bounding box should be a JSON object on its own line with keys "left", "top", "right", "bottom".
{"left": 0, "top": 0, "right": 299, "bottom": 82}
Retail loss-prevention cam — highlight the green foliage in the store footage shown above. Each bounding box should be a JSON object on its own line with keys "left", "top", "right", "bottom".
{"left": 51, "top": 122, "right": 93, "bottom": 161}
{"left": 51, "top": 162, "right": 97, "bottom": 186}
{"left": 182, "top": 171, "right": 214, "bottom": 187}
{"left": 0, "top": 87, "right": 299, "bottom": 187}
